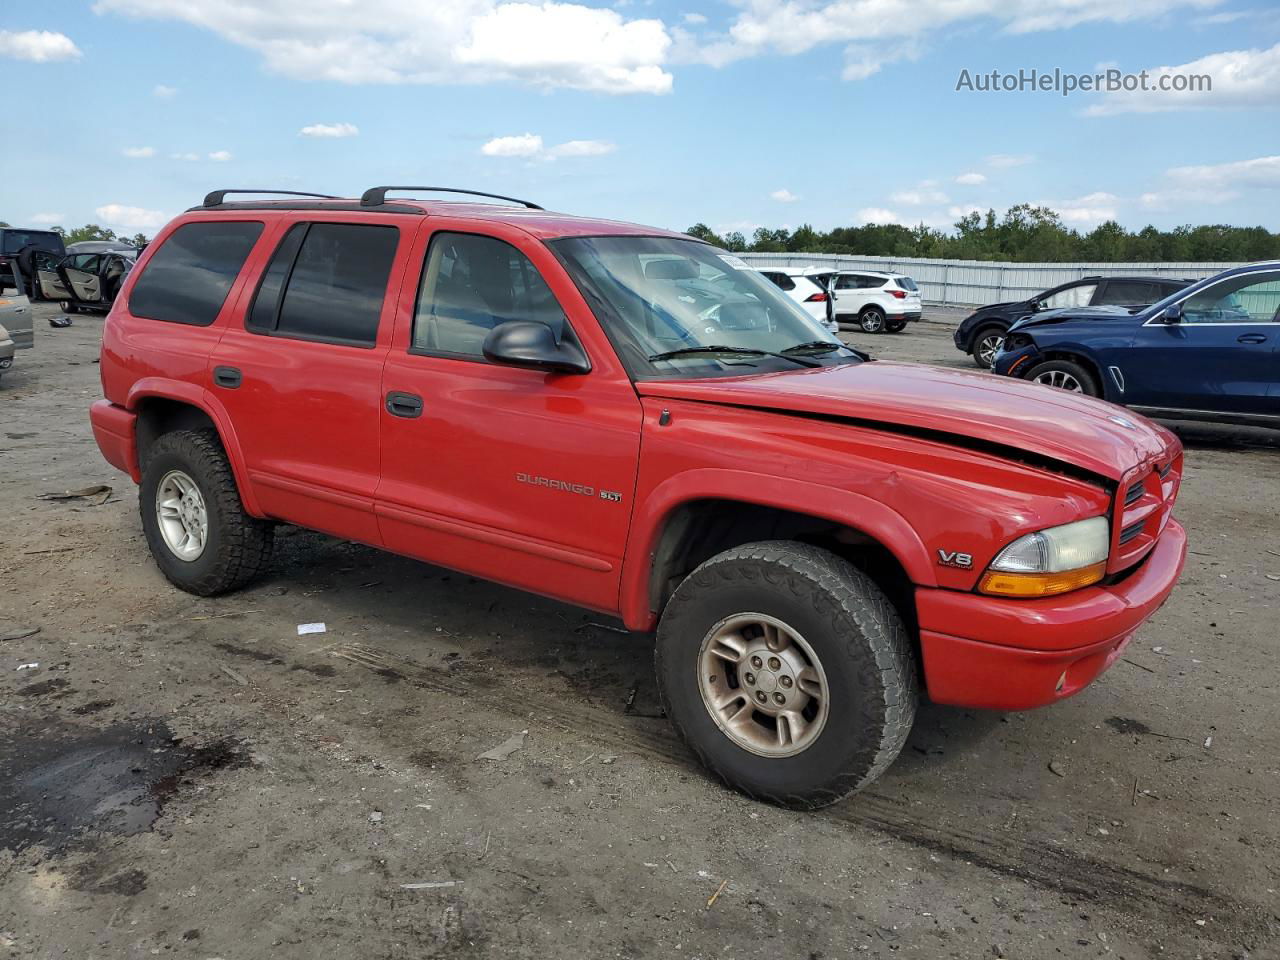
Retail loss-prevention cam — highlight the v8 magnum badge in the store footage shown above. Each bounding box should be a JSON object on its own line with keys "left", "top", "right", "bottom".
{"left": 937, "top": 548, "right": 973, "bottom": 569}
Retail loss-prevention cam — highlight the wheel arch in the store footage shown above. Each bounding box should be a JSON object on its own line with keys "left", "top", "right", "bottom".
{"left": 1034, "top": 348, "right": 1110, "bottom": 399}
{"left": 127, "top": 380, "right": 263, "bottom": 515}
{"left": 619, "top": 472, "right": 934, "bottom": 633}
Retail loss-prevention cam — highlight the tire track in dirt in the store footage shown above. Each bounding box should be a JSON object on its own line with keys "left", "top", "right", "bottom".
{"left": 327, "top": 640, "right": 1276, "bottom": 950}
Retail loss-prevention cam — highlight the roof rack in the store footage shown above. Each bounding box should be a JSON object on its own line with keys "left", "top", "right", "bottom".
{"left": 359, "top": 186, "right": 543, "bottom": 210}
{"left": 202, "top": 189, "right": 340, "bottom": 207}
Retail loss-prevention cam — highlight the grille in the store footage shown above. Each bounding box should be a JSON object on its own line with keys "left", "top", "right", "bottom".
{"left": 1119, "top": 520, "right": 1146, "bottom": 546}
{"left": 1112, "top": 455, "right": 1181, "bottom": 571}
{"left": 1124, "top": 481, "right": 1144, "bottom": 506}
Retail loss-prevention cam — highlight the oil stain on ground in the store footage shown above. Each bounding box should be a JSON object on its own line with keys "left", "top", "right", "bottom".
{"left": 0, "top": 716, "right": 246, "bottom": 855}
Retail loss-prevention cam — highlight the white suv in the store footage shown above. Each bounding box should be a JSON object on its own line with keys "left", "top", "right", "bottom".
{"left": 830, "top": 271, "right": 922, "bottom": 333}
{"left": 756, "top": 267, "right": 839, "bottom": 334}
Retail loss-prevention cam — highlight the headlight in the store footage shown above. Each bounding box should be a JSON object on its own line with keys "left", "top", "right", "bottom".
{"left": 978, "top": 516, "right": 1109, "bottom": 598}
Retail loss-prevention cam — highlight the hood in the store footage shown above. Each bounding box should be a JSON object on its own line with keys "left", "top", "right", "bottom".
{"left": 1009, "top": 304, "right": 1136, "bottom": 332}
{"left": 637, "top": 361, "right": 1176, "bottom": 483}
{"left": 967, "top": 300, "right": 1021, "bottom": 317}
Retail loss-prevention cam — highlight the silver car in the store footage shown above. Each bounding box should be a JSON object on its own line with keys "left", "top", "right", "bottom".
{"left": 0, "top": 262, "right": 32, "bottom": 382}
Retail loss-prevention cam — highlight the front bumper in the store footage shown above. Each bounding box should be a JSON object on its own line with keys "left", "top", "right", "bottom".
{"left": 991, "top": 342, "right": 1040, "bottom": 378}
{"left": 916, "top": 519, "right": 1187, "bottom": 710}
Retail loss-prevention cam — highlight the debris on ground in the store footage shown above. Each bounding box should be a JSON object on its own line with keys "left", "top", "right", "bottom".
{"left": 219, "top": 665, "right": 248, "bottom": 686}
{"left": 37, "top": 484, "right": 111, "bottom": 502}
{"left": 48, "top": 316, "right": 73, "bottom": 328}
{"left": 16, "top": 663, "right": 39, "bottom": 671}
{"left": 0, "top": 627, "right": 40, "bottom": 642}
{"left": 476, "top": 730, "right": 527, "bottom": 761}
{"left": 1048, "top": 760, "right": 1067, "bottom": 778}
{"left": 369, "top": 811, "right": 383, "bottom": 823}
{"left": 706, "top": 878, "right": 730, "bottom": 909}
{"left": 297, "top": 622, "right": 327, "bottom": 636}
{"left": 1204, "top": 736, "right": 1213, "bottom": 749}
{"left": 399, "top": 881, "right": 458, "bottom": 890}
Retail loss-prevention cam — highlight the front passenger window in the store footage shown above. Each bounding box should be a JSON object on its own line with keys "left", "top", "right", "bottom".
{"left": 413, "top": 232, "right": 568, "bottom": 357}
{"left": 1181, "top": 272, "right": 1280, "bottom": 324}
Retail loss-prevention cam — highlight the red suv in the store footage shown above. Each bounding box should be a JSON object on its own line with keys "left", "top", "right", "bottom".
{"left": 91, "top": 187, "right": 1187, "bottom": 808}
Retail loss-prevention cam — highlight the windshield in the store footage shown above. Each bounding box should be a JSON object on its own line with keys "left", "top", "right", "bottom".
{"left": 2, "top": 231, "right": 63, "bottom": 255}
{"left": 551, "top": 236, "right": 856, "bottom": 379}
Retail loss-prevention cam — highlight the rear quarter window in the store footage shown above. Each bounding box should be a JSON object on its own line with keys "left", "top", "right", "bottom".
{"left": 129, "top": 221, "right": 264, "bottom": 326}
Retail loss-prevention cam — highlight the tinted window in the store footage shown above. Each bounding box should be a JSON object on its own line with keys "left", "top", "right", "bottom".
{"left": 1100, "top": 280, "right": 1158, "bottom": 304}
{"left": 1041, "top": 282, "right": 1096, "bottom": 309}
{"left": 895, "top": 276, "right": 919, "bottom": 291}
{"left": 130, "top": 221, "right": 264, "bottom": 326}
{"left": 2, "top": 230, "right": 63, "bottom": 255}
{"left": 251, "top": 223, "right": 398, "bottom": 346}
{"left": 857, "top": 274, "right": 886, "bottom": 288}
{"left": 768, "top": 272, "right": 796, "bottom": 291}
{"left": 413, "top": 232, "right": 566, "bottom": 358}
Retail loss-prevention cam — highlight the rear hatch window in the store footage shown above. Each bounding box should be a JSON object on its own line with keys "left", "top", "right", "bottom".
{"left": 2, "top": 230, "right": 65, "bottom": 256}
{"left": 895, "top": 276, "right": 919, "bottom": 292}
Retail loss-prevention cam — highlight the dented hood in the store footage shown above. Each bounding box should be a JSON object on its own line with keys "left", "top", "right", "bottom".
{"left": 636, "top": 361, "right": 1177, "bottom": 483}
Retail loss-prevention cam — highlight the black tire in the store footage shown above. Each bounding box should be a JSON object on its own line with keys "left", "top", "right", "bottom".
{"left": 971, "top": 324, "right": 1006, "bottom": 369}
{"left": 60, "top": 300, "right": 78, "bottom": 315}
{"left": 1025, "top": 358, "right": 1100, "bottom": 397}
{"left": 139, "top": 429, "right": 273, "bottom": 595}
{"left": 885, "top": 319, "right": 906, "bottom": 333}
{"left": 858, "top": 307, "right": 886, "bottom": 333}
{"left": 655, "top": 541, "right": 917, "bottom": 809}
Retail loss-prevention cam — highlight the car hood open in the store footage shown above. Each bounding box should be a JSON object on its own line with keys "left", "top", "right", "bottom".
{"left": 637, "top": 361, "right": 1176, "bottom": 483}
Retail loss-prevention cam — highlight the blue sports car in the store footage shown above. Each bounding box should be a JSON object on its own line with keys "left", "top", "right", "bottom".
{"left": 992, "top": 261, "right": 1280, "bottom": 428}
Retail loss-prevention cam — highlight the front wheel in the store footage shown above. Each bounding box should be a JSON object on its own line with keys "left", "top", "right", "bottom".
{"left": 655, "top": 541, "right": 917, "bottom": 809}
{"left": 60, "top": 300, "right": 78, "bottom": 315}
{"left": 972, "top": 325, "right": 1005, "bottom": 369}
{"left": 1026, "top": 358, "right": 1100, "bottom": 397}
{"left": 139, "top": 429, "right": 274, "bottom": 595}
{"left": 858, "top": 307, "right": 886, "bottom": 333}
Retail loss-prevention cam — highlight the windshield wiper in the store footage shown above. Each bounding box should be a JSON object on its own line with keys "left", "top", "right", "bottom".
{"left": 781, "top": 340, "right": 844, "bottom": 354}
{"left": 647, "top": 345, "right": 821, "bottom": 368}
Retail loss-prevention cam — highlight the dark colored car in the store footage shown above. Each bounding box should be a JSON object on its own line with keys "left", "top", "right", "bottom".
{"left": 0, "top": 228, "right": 67, "bottom": 295}
{"left": 992, "top": 262, "right": 1280, "bottom": 428}
{"left": 955, "top": 275, "right": 1196, "bottom": 369}
{"left": 33, "top": 250, "right": 136, "bottom": 313}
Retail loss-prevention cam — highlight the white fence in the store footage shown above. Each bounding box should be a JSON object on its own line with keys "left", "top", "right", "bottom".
{"left": 738, "top": 253, "right": 1241, "bottom": 308}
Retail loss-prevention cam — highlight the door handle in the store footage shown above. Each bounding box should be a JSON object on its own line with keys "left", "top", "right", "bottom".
{"left": 1237, "top": 333, "right": 1268, "bottom": 344}
{"left": 386, "top": 391, "right": 424, "bottom": 418}
{"left": 212, "top": 365, "right": 242, "bottom": 389}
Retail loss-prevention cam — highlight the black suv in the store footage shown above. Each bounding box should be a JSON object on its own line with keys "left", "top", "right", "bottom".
{"left": 0, "top": 228, "right": 67, "bottom": 295}
{"left": 954, "top": 275, "right": 1195, "bottom": 368}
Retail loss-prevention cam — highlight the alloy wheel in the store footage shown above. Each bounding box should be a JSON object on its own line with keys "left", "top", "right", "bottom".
{"left": 978, "top": 333, "right": 1004, "bottom": 366}
{"left": 697, "top": 613, "right": 830, "bottom": 758}
{"left": 155, "top": 469, "right": 208, "bottom": 561}
{"left": 1032, "top": 369, "right": 1084, "bottom": 392}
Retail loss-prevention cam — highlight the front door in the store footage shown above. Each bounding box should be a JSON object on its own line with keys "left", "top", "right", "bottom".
{"left": 210, "top": 217, "right": 410, "bottom": 546}
{"left": 377, "top": 221, "right": 643, "bottom": 613}
{"left": 1125, "top": 270, "right": 1280, "bottom": 415}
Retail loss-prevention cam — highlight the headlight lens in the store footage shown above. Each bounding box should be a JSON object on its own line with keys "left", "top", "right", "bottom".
{"left": 979, "top": 516, "right": 1109, "bottom": 598}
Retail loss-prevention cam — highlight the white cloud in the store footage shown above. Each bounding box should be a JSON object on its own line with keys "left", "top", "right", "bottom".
{"left": 955, "top": 172, "right": 986, "bottom": 185}
{"left": 547, "top": 139, "right": 616, "bottom": 157}
{"left": 481, "top": 133, "right": 616, "bottom": 160}
{"left": 1086, "top": 42, "right": 1280, "bottom": 114}
{"left": 890, "top": 184, "right": 949, "bottom": 205}
{"left": 840, "top": 38, "right": 919, "bottom": 81}
{"left": 1139, "top": 155, "right": 1280, "bottom": 209}
{"left": 170, "top": 152, "right": 201, "bottom": 161}
{"left": 96, "top": 204, "right": 167, "bottom": 229}
{"left": 770, "top": 188, "right": 799, "bottom": 203}
{"left": 481, "top": 133, "right": 545, "bottom": 157}
{"left": 30, "top": 213, "right": 65, "bottom": 225}
{"left": 299, "top": 122, "right": 360, "bottom": 138}
{"left": 122, "top": 146, "right": 156, "bottom": 158}
{"left": 858, "top": 207, "right": 900, "bottom": 224}
{"left": 152, "top": 83, "right": 178, "bottom": 98}
{"left": 97, "top": 0, "right": 673, "bottom": 95}
{"left": 0, "top": 29, "right": 82, "bottom": 62}
{"left": 682, "top": 12, "right": 707, "bottom": 24}
{"left": 1053, "top": 192, "right": 1120, "bottom": 224}
{"left": 986, "top": 153, "right": 1034, "bottom": 168}
{"left": 948, "top": 204, "right": 983, "bottom": 218}
{"left": 208, "top": 150, "right": 233, "bottom": 162}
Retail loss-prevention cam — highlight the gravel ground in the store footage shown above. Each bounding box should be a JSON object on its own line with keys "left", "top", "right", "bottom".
{"left": 1, "top": 304, "right": 1277, "bottom": 959}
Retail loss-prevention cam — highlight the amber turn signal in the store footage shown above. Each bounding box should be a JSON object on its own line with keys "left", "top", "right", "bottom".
{"left": 978, "top": 561, "right": 1107, "bottom": 598}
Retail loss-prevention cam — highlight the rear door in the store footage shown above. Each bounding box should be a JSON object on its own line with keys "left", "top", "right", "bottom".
{"left": 376, "top": 220, "right": 643, "bottom": 613}
{"left": 1096, "top": 279, "right": 1159, "bottom": 308}
{"left": 209, "top": 216, "right": 411, "bottom": 545}
{"left": 1125, "top": 270, "right": 1280, "bottom": 414}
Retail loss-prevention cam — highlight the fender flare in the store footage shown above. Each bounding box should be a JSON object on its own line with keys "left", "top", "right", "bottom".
{"left": 125, "top": 378, "right": 264, "bottom": 516}
{"left": 617, "top": 468, "right": 936, "bottom": 631}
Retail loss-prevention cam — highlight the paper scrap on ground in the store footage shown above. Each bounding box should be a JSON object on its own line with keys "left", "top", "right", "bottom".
{"left": 476, "top": 730, "right": 527, "bottom": 761}
{"left": 400, "top": 881, "right": 459, "bottom": 890}
{"left": 297, "top": 622, "right": 327, "bottom": 636}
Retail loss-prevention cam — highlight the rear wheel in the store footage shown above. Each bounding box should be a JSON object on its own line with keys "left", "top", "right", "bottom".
{"left": 139, "top": 429, "right": 273, "bottom": 595}
{"left": 655, "top": 541, "right": 917, "bottom": 809}
{"left": 60, "top": 300, "right": 78, "bottom": 315}
{"left": 858, "top": 307, "right": 886, "bottom": 333}
{"left": 972, "top": 324, "right": 1005, "bottom": 369}
{"left": 1026, "top": 358, "right": 1099, "bottom": 397}
{"left": 886, "top": 319, "right": 906, "bottom": 333}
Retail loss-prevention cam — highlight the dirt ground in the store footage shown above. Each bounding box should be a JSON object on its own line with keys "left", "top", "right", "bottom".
{"left": 2, "top": 303, "right": 1278, "bottom": 960}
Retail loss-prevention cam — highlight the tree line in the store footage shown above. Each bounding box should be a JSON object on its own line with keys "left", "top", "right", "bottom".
{"left": 686, "top": 204, "right": 1280, "bottom": 263}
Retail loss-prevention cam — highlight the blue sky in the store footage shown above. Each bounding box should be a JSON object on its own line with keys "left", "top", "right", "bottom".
{"left": 1, "top": 0, "right": 1277, "bottom": 239}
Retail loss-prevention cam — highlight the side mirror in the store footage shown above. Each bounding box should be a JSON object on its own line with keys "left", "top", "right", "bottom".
{"left": 482, "top": 320, "right": 590, "bottom": 375}
{"left": 1160, "top": 303, "right": 1183, "bottom": 324}
{"left": 1029, "top": 298, "right": 1043, "bottom": 311}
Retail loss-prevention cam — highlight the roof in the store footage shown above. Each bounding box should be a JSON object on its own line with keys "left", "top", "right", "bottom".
{"left": 187, "top": 195, "right": 691, "bottom": 243}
